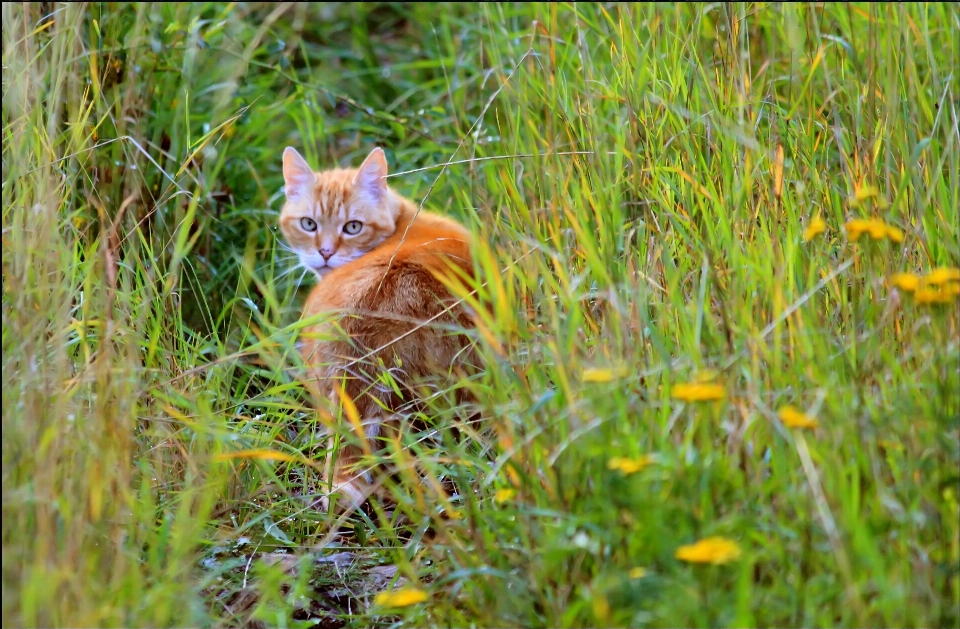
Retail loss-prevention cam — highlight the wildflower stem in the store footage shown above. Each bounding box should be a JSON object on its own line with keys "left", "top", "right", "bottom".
{"left": 700, "top": 566, "right": 717, "bottom": 627}
{"left": 793, "top": 432, "right": 866, "bottom": 623}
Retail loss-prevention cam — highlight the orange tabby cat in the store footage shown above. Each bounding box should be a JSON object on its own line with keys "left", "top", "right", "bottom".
{"left": 279, "top": 146, "right": 476, "bottom": 511}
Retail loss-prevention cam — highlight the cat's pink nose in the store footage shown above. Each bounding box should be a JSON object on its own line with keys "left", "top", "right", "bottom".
{"left": 319, "top": 248, "right": 334, "bottom": 260}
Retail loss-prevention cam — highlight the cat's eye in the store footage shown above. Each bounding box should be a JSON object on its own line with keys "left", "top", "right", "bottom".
{"left": 343, "top": 220, "right": 363, "bottom": 235}
{"left": 300, "top": 217, "right": 317, "bottom": 232}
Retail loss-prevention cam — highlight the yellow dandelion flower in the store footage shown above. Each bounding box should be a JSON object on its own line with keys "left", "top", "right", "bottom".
{"left": 675, "top": 536, "right": 742, "bottom": 565}
{"left": 914, "top": 284, "right": 960, "bottom": 305}
{"left": 925, "top": 267, "right": 960, "bottom": 285}
{"left": 777, "top": 406, "right": 819, "bottom": 430}
{"left": 848, "top": 185, "right": 881, "bottom": 207}
{"left": 592, "top": 594, "right": 610, "bottom": 622}
{"left": 494, "top": 488, "right": 515, "bottom": 503}
{"left": 890, "top": 273, "right": 920, "bottom": 292}
{"left": 607, "top": 455, "right": 655, "bottom": 475}
{"left": 581, "top": 366, "right": 630, "bottom": 383}
{"left": 845, "top": 218, "right": 902, "bottom": 243}
{"left": 803, "top": 217, "right": 827, "bottom": 242}
{"left": 844, "top": 219, "right": 871, "bottom": 241}
{"left": 866, "top": 221, "right": 888, "bottom": 239}
{"left": 374, "top": 587, "right": 429, "bottom": 608}
{"left": 628, "top": 567, "right": 648, "bottom": 579}
{"left": 672, "top": 382, "right": 726, "bottom": 402}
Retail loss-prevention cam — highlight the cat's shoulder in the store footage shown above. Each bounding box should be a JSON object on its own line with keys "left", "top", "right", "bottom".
{"left": 397, "top": 206, "right": 472, "bottom": 241}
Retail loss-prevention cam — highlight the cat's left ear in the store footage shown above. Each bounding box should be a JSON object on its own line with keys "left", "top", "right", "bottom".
{"left": 282, "top": 147, "right": 315, "bottom": 199}
{"left": 355, "top": 147, "right": 388, "bottom": 202}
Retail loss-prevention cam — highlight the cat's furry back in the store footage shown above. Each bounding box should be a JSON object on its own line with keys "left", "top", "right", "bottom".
{"left": 279, "top": 146, "right": 476, "bottom": 510}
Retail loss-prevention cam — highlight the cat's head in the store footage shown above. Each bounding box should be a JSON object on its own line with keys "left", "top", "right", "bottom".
{"left": 279, "top": 146, "right": 402, "bottom": 276}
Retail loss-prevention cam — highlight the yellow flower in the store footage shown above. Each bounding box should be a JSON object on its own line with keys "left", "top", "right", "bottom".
{"left": 846, "top": 218, "right": 885, "bottom": 240}
{"left": 847, "top": 185, "right": 880, "bottom": 207}
{"left": 892, "top": 269, "right": 960, "bottom": 301}
{"left": 494, "top": 488, "right": 515, "bottom": 503}
{"left": 884, "top": 225, "right": 904, "bottom": 243}
{"left": 607, "top": 455, "right": 654, "bottom": 475}
{"left": 845, "top": 218, "right": 903, "bottom": 243}
{"left": 592, "top": 593, "right": 610, "bottom": 622}
{"left": 844, "top": 219, "right": 869, "bottom": 240}
{"left": 581, "top": 366, "right": 630, "bottom": 383}
{"left": 777, "top": 406, "right": 818, "bottom": 430}
{"left": 914, "top": 284, "right": 960, "bottom": 305}
{"left": 675, "top": 536, "right": 742, "bottom": 565}
{"left": 847, "top": 185, "right": 889, "bottom": 209}
{"left": 890, "top": 273, "right": 920, "bottom": 292}
{"left": 628, "top": 567, "right": 648, "bottom": 579}
{"left": 925, "top": 267, "right": 960, "bottom": 285}
{"left": 672, "top": 382, "right": 726, "bottom": 402}
{"left": 867, "top": 222, "right": 888, "bottom": 239}
{"left": 374, "top": 586, "right": 429, "bottom": 608}
{"left": 803, "top": 217, "right": 827, "bottom": 242}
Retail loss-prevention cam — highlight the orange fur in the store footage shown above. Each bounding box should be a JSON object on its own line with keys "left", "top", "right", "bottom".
{"left": 279, "top": 146, "right": 476, "bottom": 511}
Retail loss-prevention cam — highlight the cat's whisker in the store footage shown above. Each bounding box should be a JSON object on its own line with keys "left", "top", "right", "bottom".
{"left": 276, "top": 264, "right": 306, "bottom": 282}
{"left": 272, "top": 256, "right": 300, "bottom": 268}
{"left": 293, "top": 267, "right": 310, "bottom": 292}
{"left": 271, "top": 264, "right": 296, "bottom": 278}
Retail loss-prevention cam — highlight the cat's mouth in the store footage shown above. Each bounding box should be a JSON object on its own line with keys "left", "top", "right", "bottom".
{"left": 310, "top": 264, "right": 334, "bottom": 277}
{"left": 302, "top": 254, "right": 353, "bottom": 277}
{"left": 298, "top": 256, "right": 335, "bottom": 276}
{"left": 308, "top": 257, "right": 353, "bottom": 275}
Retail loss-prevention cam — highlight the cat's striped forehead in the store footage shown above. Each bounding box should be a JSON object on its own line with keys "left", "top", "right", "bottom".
{"left": 309, "top": 168, "right": 357, "bottom": 216}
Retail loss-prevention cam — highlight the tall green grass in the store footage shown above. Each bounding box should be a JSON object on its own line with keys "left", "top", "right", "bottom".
{"left": 3, "top": 3, "right": 958, "bottom": 627}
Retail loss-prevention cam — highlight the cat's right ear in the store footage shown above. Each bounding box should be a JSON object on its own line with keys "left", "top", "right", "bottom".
{"left": 282, "top": 147, "right": 314, "bottom": 199}
{"left": 354, "top": 147, "right": 388, "bottom": 203}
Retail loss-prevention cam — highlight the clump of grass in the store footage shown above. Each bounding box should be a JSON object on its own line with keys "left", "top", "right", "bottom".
{"left": 3, "top": 3, "right": 958, "bottom": 628}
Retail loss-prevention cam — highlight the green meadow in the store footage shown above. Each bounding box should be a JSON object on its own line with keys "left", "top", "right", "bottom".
{"left": 3, "top": 2, "right": 958, "bottom": 627}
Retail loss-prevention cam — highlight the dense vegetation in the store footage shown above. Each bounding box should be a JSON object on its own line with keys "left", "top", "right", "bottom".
{"left": 3, "top": 3, "right": 958, "bottom": 627}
